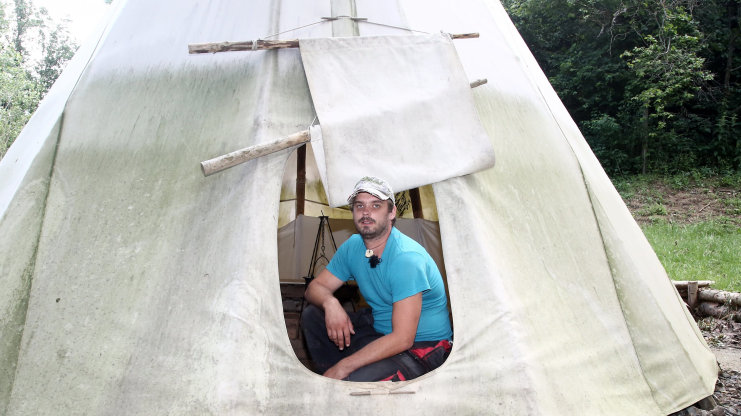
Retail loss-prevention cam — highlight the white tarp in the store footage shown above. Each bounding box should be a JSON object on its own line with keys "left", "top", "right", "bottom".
{"left": 300, "top": 34, "right": 495, "bottom": 207}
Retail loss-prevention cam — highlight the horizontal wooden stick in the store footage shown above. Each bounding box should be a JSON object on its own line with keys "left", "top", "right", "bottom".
{"left": 469, "top": 78, "right": 487, "bottom": 88}
{"left": 672, "top": 280, "right": 715, "bottom": 289}
{"left": 189, "top": 33, "right": 479, "bottom": 54}
{"left": 201, "top": 130, "right": 310, "bottom": 176}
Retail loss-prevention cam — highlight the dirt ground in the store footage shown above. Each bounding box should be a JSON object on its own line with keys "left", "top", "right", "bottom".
{"left": 621, "top": 178, "right": 740, "bottom": 415}
{"left": 624, "top": 180, "right": 740, "bottom": 226}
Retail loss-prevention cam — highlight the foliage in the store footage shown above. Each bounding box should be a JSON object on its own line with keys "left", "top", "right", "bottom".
{"left": 0, "top": 0, "right": 77, "bottom": 160}
{"left": 503, "top": 0, "right": 741, "bottom": 175}
{"left": 622, "top": 9, "right": 714, "bottom": 173}
{"left": 0, "top": 43, "right": 39, "bottom": 156}
{"left": 35, "top": 21, "right": 75, "bottom": 92}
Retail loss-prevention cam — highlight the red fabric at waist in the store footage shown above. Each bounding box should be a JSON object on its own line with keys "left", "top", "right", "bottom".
{"left": 409, "top": 339, "right": 452, "bottom": 360}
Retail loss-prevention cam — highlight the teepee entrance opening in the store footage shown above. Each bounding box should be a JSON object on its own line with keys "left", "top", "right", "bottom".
{"left": 277, "top": 144, "right": 452, "bottom": 375}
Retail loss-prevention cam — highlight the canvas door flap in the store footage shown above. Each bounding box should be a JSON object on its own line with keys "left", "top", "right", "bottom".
{"left": 300, "top": 33, "right": 495, "bottom": 207}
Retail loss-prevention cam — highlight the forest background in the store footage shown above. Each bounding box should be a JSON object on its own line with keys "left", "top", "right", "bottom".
{"left": 504, "top": 0, "right": 739, "bottom": 176}
{"left": 0, "top": 0, "right": 739, "bottom": 289}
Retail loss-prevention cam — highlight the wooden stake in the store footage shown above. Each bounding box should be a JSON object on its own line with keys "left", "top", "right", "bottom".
{"left": 687, "top": 281, "right": 698, "bottom": 309}
{"left": 189, "top": 33, "right": 479, "bottom": 54}
{"left": 469, "top": 79, "right": 488, "bottom": 88}
{"left": 201, "top": 130, "right": 310, "bottom": 176}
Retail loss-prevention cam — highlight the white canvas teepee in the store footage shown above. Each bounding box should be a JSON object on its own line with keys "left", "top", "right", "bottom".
{"left": 0, "top": 0, "right": 718, "bottom": 415}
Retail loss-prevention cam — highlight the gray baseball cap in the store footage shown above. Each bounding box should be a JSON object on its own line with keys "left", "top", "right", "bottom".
{"left": 347, "top": 176, "right": 395, "bottom": 204}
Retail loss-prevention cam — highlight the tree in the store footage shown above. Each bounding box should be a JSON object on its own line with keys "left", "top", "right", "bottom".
{"left": 622, "top": 8, "right": 713, "bottom": 173}
{"left": 693, "top": 0, "right": 741, "bottom": 170}
{"left": 503, "top": 0, "right": 736, "bottom": 174}
{"left": 36, "top": 19, "right": 75, "bottom": 92}
{"left": 0, "top": 0, "right": 77, "bottom": 159}
{"left": 0, "top": 43, "right": 39, "bottom": 157}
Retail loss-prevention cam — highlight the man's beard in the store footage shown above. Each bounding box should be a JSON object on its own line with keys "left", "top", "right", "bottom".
{"left": 355, "top": 216, "right": 389, "bottom": 240}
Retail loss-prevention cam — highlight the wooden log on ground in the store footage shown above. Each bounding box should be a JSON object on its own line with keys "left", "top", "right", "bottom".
{"left": 698, "top": 302, "right": 741, "bottom": 322}
{"left": 201, "top": 130, "right": 310, "bottom": 176}
{"left": 698, "top": 288, "right": 741, "bottom": 308}
{"left": 189, "top": 33, "right": 480, "bottom": 54}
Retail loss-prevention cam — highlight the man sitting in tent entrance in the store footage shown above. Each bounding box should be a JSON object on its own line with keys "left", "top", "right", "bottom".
{"left": 302, "top": 176, "right": 453, "bottom": 381}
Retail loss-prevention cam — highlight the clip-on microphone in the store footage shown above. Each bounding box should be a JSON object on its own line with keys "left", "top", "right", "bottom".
{"left": 369, "top": 255, "right": 382, "bottom": 268}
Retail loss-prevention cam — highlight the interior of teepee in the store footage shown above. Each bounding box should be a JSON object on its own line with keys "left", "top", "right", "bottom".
{"left": 276, "top": 144, "right": 450, "bottom": 371}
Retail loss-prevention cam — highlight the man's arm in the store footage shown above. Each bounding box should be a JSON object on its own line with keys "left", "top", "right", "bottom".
{"left": 305, "top": 268, "right": 355, "bottom": 350}
{"left": 323, "top": 292, "right": 422, "bottom": 380}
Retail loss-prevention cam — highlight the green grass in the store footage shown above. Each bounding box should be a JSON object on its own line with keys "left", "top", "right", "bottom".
{"left": 641, "top": 219, "right": 741, "bottom": 292}
{"left": 612, "top": 174, "right": 666, "bottom": 203}
{"left": 637, "top": 202, "right": 668, "bottom": 217}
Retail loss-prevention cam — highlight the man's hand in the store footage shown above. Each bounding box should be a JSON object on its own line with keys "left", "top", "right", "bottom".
{"left": 323, "top": 361, "right": 352, "bottom": 380}
{"left": 323, "top": 298, "right": 355, "bottom": 350}
{"left": 320, "top": 294, "right": 424, "bottom": 381}
{"left": 305, "top": 269, "right": 356, "bottom": 350}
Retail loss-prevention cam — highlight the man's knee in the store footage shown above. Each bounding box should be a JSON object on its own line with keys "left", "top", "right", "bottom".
{"left": 301, "top": 304, "right": 326, "bottom": 332}
{"left": 346, "top": 352, "right": 427, "bottom": 382}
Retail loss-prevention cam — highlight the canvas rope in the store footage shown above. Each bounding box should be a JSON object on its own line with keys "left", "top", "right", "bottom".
{"left": 260, "top": 15, "right": 428, "bottom": 41}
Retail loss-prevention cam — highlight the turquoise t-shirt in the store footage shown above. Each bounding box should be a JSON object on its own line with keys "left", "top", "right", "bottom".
{"left": 327, "top": 227, "right": 453, "bottom": 341}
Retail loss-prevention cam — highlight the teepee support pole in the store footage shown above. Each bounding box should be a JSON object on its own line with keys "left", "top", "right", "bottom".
{"left": 409, "top": 188, "right": 424, "bottom": 219}
{"left": 296, "top": 144, "right": 307, "bottom": 215}
{"left": 189, "top": 33, "right": 479, "bottom": 54}
{"left": 201, "top": 130, "right": 310, "bottom": 176}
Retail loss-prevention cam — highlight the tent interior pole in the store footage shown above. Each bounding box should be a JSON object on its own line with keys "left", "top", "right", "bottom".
{"left": 296, "top": 144, "right": 306, "bottom": 216}
{"left": 409, "top": 188, "right": 423, "bottom": 219}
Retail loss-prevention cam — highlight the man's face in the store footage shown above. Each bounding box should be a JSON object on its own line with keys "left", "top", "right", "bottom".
{"left": 351, "top": 192, "right": 395, "bottom": 240}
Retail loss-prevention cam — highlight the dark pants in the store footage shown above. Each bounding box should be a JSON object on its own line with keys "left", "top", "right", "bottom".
{"left": 301, "top": 305, "right": 450, "bottom": 381}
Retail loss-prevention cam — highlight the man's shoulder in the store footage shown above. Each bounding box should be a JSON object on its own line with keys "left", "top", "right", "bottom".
{"left": 339, "top": 233, "right": 363, "bottom": 249}
{"left": 388, "top": 229, "right": 434, "bottom": 270}
{"left": 390, "top": 227, "right": 427, "bottom": 255}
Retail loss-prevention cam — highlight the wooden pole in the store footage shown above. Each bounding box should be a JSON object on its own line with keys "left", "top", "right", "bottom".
{"left": 408, "top": 188, "right": 423, "bottom": 219}
{"left": 296, "top": 144, "right": 306, "bottom": 215}
{"left": 469, "top": 79, "right": 488, "bottom": 88}
{"left": 200, "top": 130, "right": 310, "bottom": 176}
{"left": 189, "top": 33, "right": 480, "bottom": 54}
